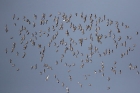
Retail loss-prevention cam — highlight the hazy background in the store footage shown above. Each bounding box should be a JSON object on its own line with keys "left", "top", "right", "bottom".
{"left": 0, "top": 0, "right": 140, "bottom": 93}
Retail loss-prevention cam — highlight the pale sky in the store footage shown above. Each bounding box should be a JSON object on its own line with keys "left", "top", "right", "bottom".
{"left": 0, "top": 0, "right": 140, "bottom": 93}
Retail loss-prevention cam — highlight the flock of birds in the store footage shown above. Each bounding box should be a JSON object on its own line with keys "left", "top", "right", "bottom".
{"left": 4, "top": 12, "right": 140, "bottom": 93}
